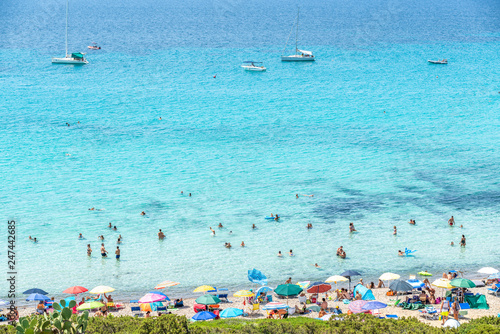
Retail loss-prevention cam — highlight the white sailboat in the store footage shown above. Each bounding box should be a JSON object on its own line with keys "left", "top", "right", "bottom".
{"left": 281, "top": 9, "right": 315, "bottom": 62}
{"left": 52, "top": 0, "right": 88, "bottom": 64}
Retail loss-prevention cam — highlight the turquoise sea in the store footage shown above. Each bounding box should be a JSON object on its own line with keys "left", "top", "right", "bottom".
{"left": 1, "top": 0, "right": 500, "bottom": 301}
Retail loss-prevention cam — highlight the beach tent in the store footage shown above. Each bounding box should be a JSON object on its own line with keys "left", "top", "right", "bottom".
{"left": 464, "top": 295, "right": 489, "bottom": 309}
{"left": 353, "top": 285, "right": 375, "bottom": 301}
{"left": 248, "top": 269, "right": 267, "bottom": 285}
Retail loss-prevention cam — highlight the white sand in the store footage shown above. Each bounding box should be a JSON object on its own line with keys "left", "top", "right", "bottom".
{"left": 15, "top": 286, "right": 499, "bottom": 327}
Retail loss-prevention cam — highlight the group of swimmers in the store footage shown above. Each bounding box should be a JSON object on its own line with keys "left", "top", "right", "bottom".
{"left": 278, "top": 250, "right": 294, "bottom": 257}
{"left": 336, "top": 246, "right": 346, "bottom": 259}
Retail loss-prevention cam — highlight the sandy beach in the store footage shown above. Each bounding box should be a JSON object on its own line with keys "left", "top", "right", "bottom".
{"left": 14, "top": 285, "right": 499, "bottom": 327}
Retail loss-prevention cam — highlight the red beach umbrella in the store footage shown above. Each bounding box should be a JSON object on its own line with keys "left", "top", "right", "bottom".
{"left": 63, "top": 286, "right": 88, "bottom": 295}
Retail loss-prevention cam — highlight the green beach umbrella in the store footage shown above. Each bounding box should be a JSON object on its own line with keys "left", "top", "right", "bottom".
{"left": 274, "top": 284, "right": 303, "bottom": 296}
{"left": 76, "top": 301, "right": 104, "bottom": 310}
{"left": 195, "top": 294, "right": 221, "bottom": 305}
{"left": 307, "top": 305, "right": 321, "bottom": 312}
{"left": 450, "top": 278, "right": 476, "bottom": 289}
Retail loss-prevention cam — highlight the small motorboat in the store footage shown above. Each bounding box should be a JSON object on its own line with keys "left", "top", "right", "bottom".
{"left": 241, "top": 61, "right": 266, "bottom": 71}
{"left": 88, "top": 43, "right": 101, "bottom": 50}
{"left": 428, "top": 59, "right": 447, "bottom": 64}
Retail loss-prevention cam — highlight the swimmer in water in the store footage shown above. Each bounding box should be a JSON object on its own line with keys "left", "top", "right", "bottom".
{"left": 270, "top": 213, "right": 274, "bottom": 217}
{"left": 409, "top": 219, "right": 416, "bottom": 225}
{"left": 158, "top": 229, "right": 165, "bottom": 240}
{"left": 225, "top": 242, "right": 232, "bottom": 249}
{"left": 29, "top": 236, "right": 32, "bottom": 240}
{"left": 450, "top": 241, "right": 454, "bottom": 246}
{"left": 181, "top": 191, "right": 183, "bottom": 195}
{"left": 33, "top": 238, "right": 38, "bottom": 243}
{"left": 289, "top": 249, "right": 294, "bottom": 256}
{"left": 100, "top": 244, "right": 108, "bottom": 257}
{"left": 448, "top": 216, "right": 455, "bottom": 226}
{"left": 241, "top": 241, "right": 245, "bottom": 247}
{"left": 218, "top": 223, "right": 223, "bottom": 228}
{"left": 274, "top": 215, "right": 279, "bottom": 221}
{"left": 460, "top": 235, "right": 466, "bottom": 247}
{"left": 229, "top": 231, "right": 232, "bottom": 234}
{"left": 349, "top": 222, "right": 356, "bottom": 232}
{"left": 398, "top": 250, "right": 404, "bottom": 256}
{"left": 314, "top": 263, "right": 320, "bottom": 268}
{"left": 141, "top": 211, "right": 146, "bottom": 216}
{"left": 78, "top": 233, "right": 83, "bottom": 239}
{"left": 117, "top": 238, "right": 121, "bottom": 244}
{"left": 393, "top": 226, "right": 397, "bottom": 235}
{"left": 98, "top": 235, "right": 104, "bottom": 241}
{"left": 89, "top": 208, "right": 95, "bottom": 211}
{"left": 108, "top": 223, "right": 112, "bottom": 228}
{"left": 252, "top": 224, "right": 256, "bottom": 229}
{"left": 159, "top": 117, "right": 162, "bottom": 120}
{"left": 296, "top": 194, "right": 299, "bottom": 199}
{"left": 278, "top": 251, "right": 282, "bottom": 257}
{"left": 189, "top": 193, "right": 191, "bottom": 197}
{"left": 113, "top": 226, "right": 117, "bottom": 231}
{"left": 87, "top": 244, "right": 92, "bottom": 256}
{"left": 210, "top": 227, "right": 215, "bottom": 236}
{"left": 118, "top": 235, "right": 123, "bottom": 240}
{"left": 115, "top": 246, "right": 120, "bottom": 260}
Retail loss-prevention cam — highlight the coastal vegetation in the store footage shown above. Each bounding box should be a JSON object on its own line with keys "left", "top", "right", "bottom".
{"left": 2, "top": 313, "right": 500, "bottom": 334}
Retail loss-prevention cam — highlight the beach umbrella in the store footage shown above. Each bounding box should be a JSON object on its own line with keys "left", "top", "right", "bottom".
{"left": 478, "top": 267, "right": 498, "bottom": 275}
{"left": 262, "top": 302, "right": 288, "bottom": 310}
{"left": 325, "top": 275, "right": 348, "bottom": 283}
{"left": 406, "top": 279, "right": 425, "bottom": 289}
{"left": 26, "top": 293, "right": 51, "bottom": 302}
{"left": 274, "top": 284, "right": 303, "bottom": 296}
{"left": 388, "top": 280, "right": 413, "bottom": 292}
{"left": 76, "top": 301, "right": 104, "bottom": 311}
{"left": 220, "top": 308, "right": 243, "bottom": 318}
{"left": 23, "top": 288, "right": 48, "bottom": 295}
{"left": 139, "top": 293, "right": 167, "bottom": 304}
{"left": 361, "top": 301, "right": 387, "bottom": 311}
{"left": 307, "top": 305, "right": 321, "bottom": 312}
{"left": 256, "top": 286, "right": 273, "bottom": 295}
{"left": 154, "top": 280, "right": 180, "bottom": 290}
{"left": 233, "top": 290, "right": 254, "bottom": 298}
{"left": 140, "top": 302, "right": 163, "bottom": 312}
{"left": 340, "top": 270, "right": 361, "bottom": 289}
{"left": 195, "top": 294, "right": 221, "bottom": 305}
{"left": 193, "top": 285, "right": 215, "bottom": 293}
{"left": 307, "top": 282, "right": 331, "bottom": 294}
{"left": 192, "top": 311, "right": 216, "bottom": 321}
{"left": 297, "top": 281, "right": 310, "bottom": 289}
{"left": 148, "top": 291, "right": 170, "bottom": 301}
{"left": 63, "top": 286, "right": 88, "bottom": 295}
{"left": 89, "top": 286, "right": 115, "bottom": 294}
{"left": 443, "top": 319, "right": 460, "bottom": 328}
{"left": 379, "top": 273, "right": 400, "bottom": 281}
{"left": 450, "top": 278, "right": 476, "bottom": 289}
{"left": 348, "top": 300, "right": 368, "bottom": 313}
{"left": 0, "top": 300, "right": 9, "bottom": 307}
{"left": 488, "top": 273, "right": 500, "bottom": 280}
{"left": 432, "top": 279, "right": 453, "bottom": 289}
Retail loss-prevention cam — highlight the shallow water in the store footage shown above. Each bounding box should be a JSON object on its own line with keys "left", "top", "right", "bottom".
{"left": 0, "top": 0, "right": 499, "bottom": 301}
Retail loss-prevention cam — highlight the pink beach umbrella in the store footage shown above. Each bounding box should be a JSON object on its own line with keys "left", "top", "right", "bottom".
{"left": 348, "top": 300, "right": 369, "bottom": 314}
{"left": 138, "top": 293, "right": 167, "bottom": 304}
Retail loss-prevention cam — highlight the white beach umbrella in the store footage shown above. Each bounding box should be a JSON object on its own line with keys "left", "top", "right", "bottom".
{"left": 443, "top": 319, "right": 460, "bottom": 328}
{"left": 477, "top": 267, "right": 498, "bottom": 275}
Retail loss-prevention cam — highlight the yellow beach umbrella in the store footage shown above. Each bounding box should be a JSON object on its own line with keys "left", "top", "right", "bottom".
{"left": 379, "top": 273, "right": 400, "bottom": 281}
{"left": 233, "top": 290, "right": 254, "bottom": 298}
{"left": 325, "top": 275, "right": 348, "bottom": 283}
{"left": 155, "top": 280, "right": 180, "bottom": 290}
{"left": 297, "top": 281, "right": 310, "bottom": 289}
{"left": 193, "top": 285, "right": 215, "bottom": 293}
{"left": 432, "top": 279, "right": 453, "bottom": 289}
{"left": 89, "top": 286, "right": 115, "bottom": 294}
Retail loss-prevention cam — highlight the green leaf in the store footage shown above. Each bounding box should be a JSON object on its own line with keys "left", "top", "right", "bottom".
{"left": 24, "top": 329, "right": 34, "bottom": 334}
{"left": 60, "top": 300, "right": 66, "bottom": 308}
{"left": 21, "top": 319, "right": 29, "bottom": 329}
{"left": 63, "top": 320, "right": 72, "bottom": 331}
{"left": 68, "top": 300, "right": 76, "bottom": 309}
{"left": 52, "top": 302, "right": 62, "bottom": 311}
{"left": 53, "top": 319, "right": 62, "bottom": 330}
{"left": 61, "top": 307, "right": 72, "bottom": 320}
{"left": 16, "top": 325, "right": 25, "bottom": 334}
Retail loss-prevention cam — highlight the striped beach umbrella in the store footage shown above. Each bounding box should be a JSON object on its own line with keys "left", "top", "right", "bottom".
{"left": 193, "top": 285, "right": 215, "bottom": 293}
{"left": 154, "top": 281, "right": 180, "bottom": 290}
{"left": 348, "top": 300, "right": 368, "bottom": 313}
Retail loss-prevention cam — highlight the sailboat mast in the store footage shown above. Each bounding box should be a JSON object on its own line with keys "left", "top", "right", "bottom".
{"left": 65, "top": 0, "right": 68, "bottom": 56}
{"left": 295, "top": 8, "right": 299, "bottom": 54}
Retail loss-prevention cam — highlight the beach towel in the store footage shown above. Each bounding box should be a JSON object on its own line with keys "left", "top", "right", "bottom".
{"left": 464, "top": 295, "right": 489, "bottom": 309}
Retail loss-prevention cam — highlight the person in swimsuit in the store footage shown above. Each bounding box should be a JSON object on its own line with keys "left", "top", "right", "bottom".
{"left": 141, "top": 211, "right": 146, "bottom": 216}
{"left": 448, "top": 216, "right": 455, "bottom": 226}
{"left": 440, "top": 298, "right": 450, "bottom": 325}
{"left": 393, "top": 226, "right": 397, "bottom": 235}
{"left": 398, "top": 250, "right": 404, "bottom": 256}
{"left": 113, "top": 226, "right": 117, "bottom": 231}
{"left": 87, "top": 244, "right": 92, "bottom": 256}
{"left": 78, "top": 233, "right": 83, "bottom": 239}
{"left": 285, "top": 277, "right": 292, "bottom": 284}
{"left": 115, "top": 246, "right": 120, "bottom": 260}
{"left": 158, "top": 229, "right": 165, "bottom": 239}
{"left": 252, "top": 224, "right": 257, "bottom": 229}
{"left": 108, "top": 223, "right": 112, "bottom": 228}
{"left": 218, "top": 223, "right": 223, "bottom": 228}
{"left": 100, "top": 244, "right": 108, "bottom": 257}
{"left": 210, "top": 227, "right": 215, "bottom": 236}
{"left": 289, "top": 249, "right": 294, "bottom": 256}
{"left": 241, "top": 241, "right": 245, "bottom": 247}
{"left": 349, "top": 223, "right": 356, "bottom": 232}
{"left": 277, "top": 251, "right": 282, "bottom": 257}
{"left": 460, "top": 235, "right": 466, "bottom": 247}
{"left": 377, "top": 279, "right": 385, "bottom": 288}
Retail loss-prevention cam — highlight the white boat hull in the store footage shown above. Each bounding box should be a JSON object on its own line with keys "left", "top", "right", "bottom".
{"left": 281, "top": 55, "right": 315, "bottom": 62}
{"left": 242, "top": 65, "right": 266, "bottom": 71}
{"left": 52, "top": 57, "right": 89, "bottom": 64}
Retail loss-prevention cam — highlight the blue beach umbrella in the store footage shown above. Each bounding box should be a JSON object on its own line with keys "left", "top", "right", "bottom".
{"left": 23, "top": 288, "right": 48, "bottom": 295}
{"left": 220, "top": 308, "right": 243, "bottom": 318}
{"left": 0, "top": 300, "right": 9, "bottom": 307}
{"left": 26, "top": 293, "right": 51, "bottom": 302}
{"left": 488, "top": 273, "right": 500, "bottom": 280}
{"left": 256, "top": 286, "right": 273, "bottom": 295}
{"left": 362, "top": 301, "right": 387, "bottom": 311}
{"left": 192, "top": 311, "right": 216, "bottom": 321}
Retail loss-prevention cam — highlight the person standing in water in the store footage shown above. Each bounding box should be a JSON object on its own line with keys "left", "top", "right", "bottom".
{"left": 87, "top": 244, "right": 92, "bottom": 256}
{"left": 115, "top": 246, "right": 120, "bottom": 260}
{"left": 158, "top": 229, "right": 165, "bottom": 239}
{"left": 100, "top": 243, "right": 108, "bottom": 257}
{"left": 393, "top": 226, "right": 397, "bottom": 235}
{"left": 349, "top": 223, "right": 356, "bottom": 232}
{"left": 460, "top": 235, "right": 466, "bottom": 247}
{"left": 448, "top": 216, "right": 455, "bottom": 226}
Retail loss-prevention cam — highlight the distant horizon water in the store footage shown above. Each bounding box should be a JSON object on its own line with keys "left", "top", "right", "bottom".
{"left": 1, "top": 0, "right": 499, "bottom": 303}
